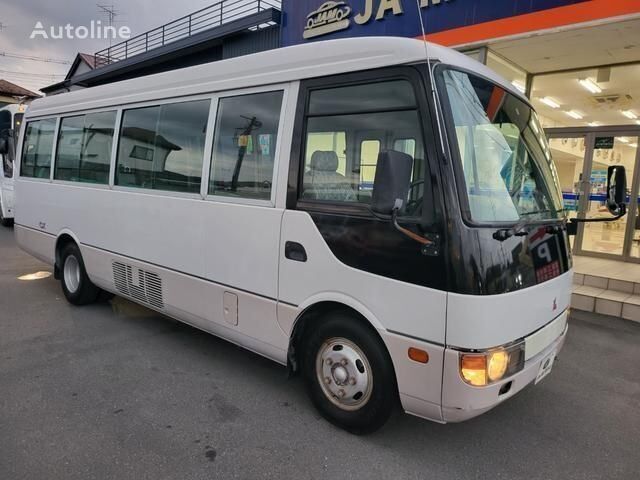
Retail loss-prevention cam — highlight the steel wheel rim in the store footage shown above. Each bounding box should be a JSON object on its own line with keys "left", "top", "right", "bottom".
{"left": 315, "top": 337, "right": 373, "bottom": 411}
{"left": 63, "top": 255, "right": 81, "bottom": 294}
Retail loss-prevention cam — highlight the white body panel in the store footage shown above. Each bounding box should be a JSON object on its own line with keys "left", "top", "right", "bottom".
{"left": 278, "top": 210, "right": 447, "bottom": 343}
{"left": 446, "top": 271, "right": 573, "bottom": 350}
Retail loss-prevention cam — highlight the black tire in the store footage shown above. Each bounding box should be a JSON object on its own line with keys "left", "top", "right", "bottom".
{"left": 301, "top": 311, "right": 398, "bottom": 435}
{"left": 0, "top": 200, "right": 12, "bottom": 227}
{"left": 59, "top": 243, "right": 100, "bottom": 305}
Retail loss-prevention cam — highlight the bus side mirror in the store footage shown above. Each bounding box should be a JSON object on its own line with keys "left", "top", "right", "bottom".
{"left": 607, "top": 165, "right": 627, "bottom": 216}
{"left": 371, "top": 150, "right": 413, "bottom": 215}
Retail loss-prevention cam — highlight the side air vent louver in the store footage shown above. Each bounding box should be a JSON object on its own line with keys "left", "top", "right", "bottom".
{"left": 112, "top": 261, "right": 164, "bottom": 309}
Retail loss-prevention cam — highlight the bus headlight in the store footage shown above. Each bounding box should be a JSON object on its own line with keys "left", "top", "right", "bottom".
{"left": 459, "top": 343, "right": 525, "bottom": 387}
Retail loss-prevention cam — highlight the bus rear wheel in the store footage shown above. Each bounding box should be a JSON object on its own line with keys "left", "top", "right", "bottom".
{"left": 60, "top": 243, "right": 100, "bottom": 305}
{"left": 302, "top": 312, "right": 397, "bottom": 434}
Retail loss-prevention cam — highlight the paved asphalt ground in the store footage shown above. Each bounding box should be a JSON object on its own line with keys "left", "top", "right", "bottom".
{"left": 1, "top": 225, "right": 639, "bottom": 480}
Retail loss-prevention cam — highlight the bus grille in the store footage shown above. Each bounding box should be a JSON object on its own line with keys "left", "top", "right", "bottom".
{"left": 112, "top": 261, "right": 164, "bottom": 309}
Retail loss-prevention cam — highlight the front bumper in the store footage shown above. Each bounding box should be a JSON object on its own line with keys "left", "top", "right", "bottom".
{"left": 441, "top": 320, "right": 568, "bottom": 423}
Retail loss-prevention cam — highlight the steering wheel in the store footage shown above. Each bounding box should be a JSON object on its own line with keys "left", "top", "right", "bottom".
{"left": 404, "top": 180, "right": 425, "bottom": 215}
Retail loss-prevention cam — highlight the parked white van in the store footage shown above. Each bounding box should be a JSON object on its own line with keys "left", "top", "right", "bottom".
{"left": 0, "top": 104, "right": 25, "bottom": 226}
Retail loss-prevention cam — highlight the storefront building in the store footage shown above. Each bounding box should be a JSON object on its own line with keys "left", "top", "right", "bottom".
{"left": 282, "top": 0, "right": 640, "bottom": 262}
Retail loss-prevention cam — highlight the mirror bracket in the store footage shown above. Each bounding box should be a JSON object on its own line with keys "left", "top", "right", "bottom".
{"left": 566, "top": 205, "right": 627, "bottom": 236}
{"left": 391, "top": 206, "right": 441, "bottom": 256}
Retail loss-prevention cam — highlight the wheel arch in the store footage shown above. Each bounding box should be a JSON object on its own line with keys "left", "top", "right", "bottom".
{"left": 286, "top": 295, "right": 392, "bottom": 379}
{"left": 54, "top": 229, "right": 81, "bottom": 279}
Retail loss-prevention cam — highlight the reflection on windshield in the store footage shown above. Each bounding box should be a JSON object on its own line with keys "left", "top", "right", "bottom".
{"left": 442, "top": 69, "right": 564, "bottom": 223}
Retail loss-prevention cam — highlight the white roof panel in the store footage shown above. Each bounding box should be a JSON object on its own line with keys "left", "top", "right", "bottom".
{"left": 28, "top": 37, "right": 525, "bottom": 117}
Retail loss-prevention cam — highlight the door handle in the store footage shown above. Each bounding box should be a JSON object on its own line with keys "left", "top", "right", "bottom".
{"left": 285, "top": 241, "right": 307, "bottom": 262}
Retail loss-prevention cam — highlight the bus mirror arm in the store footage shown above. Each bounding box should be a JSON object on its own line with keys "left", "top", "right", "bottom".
{"left": 391, "top": 201, "right": 441, "bottom": 257}
{"left": 567, "top": 207, "right": 627, "bottom": 236}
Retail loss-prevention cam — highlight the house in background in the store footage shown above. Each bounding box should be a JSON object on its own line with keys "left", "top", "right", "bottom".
{"left": 0, "top": 79, "right": 40, "bottom": 108}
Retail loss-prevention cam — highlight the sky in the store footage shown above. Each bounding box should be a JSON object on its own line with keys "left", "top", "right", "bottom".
{"left": 0, "top": 0, "right": 220, "bottom": 93}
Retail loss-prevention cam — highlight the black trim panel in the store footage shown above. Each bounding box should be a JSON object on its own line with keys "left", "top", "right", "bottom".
{"left": 288, "top": 65, "right": 450, "bottom": 292}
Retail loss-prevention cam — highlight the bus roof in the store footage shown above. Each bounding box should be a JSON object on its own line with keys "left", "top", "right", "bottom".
{"left": 27, "top": 36, "right": 525, "bottom": 118}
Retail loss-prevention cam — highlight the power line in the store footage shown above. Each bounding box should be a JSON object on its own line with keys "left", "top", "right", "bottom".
{"left": 0, "top": 51, "right": 71, "bottom": 65}
{"left": 0, "top": 68, "right": 65, "bottom": 78}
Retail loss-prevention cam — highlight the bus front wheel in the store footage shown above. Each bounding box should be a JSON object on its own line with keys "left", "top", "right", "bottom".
{"left": 59, "top": 243, "right": 101, "bottom": 306}
{"left": 302, "top": 312, "right": 397, "bottom": 434}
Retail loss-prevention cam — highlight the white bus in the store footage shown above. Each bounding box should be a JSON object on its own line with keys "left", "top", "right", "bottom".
{"left": 13, "top": 37, "right": 626, "bottom": 434}
{"left": 0, "top": 104, "right": 25, "bottom": 226}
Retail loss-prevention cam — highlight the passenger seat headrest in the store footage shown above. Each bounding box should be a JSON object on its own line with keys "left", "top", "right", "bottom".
{"left": 310, "top": 151, "right": 339, "bottom": 172}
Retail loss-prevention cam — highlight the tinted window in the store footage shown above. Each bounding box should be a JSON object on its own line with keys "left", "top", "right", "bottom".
{"left": 55, "top": 111, "right": 116, "bottom": 184}
{"left": 302, "top": 80, "right": 426, "bottom": 215}
{"left": 308, "top": 80, "right": 416, "bottom": 116}
{"left": 209, "top": 91, "right": 283, "bottom": 200}
{"left": 20, "top": 118, "right": 56, "bottom": 179}
{"left": 116, "top": 99, "right": 210, "bottom": 193}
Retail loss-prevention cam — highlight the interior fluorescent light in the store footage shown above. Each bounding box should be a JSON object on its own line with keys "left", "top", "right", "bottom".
{"left": 618, "top": 137, "right": 630, "bottom": 143}
{"left": 565, "top": 110, "right": 584, "bottom": 120}
{"left": 636, "top": 120, "right": 640, "bottom": 126}
{"left": 629, "top": 143, "right": 638, "bottom": 148}
{"left": 587, "top": 122, "right": 600, "bottom": 127}
{"left": 540, "top": 97, "right": 560, "bottom": 109}
{"left": 512, "top": 80, "right": 526, "bottom": 94}
{"left": 579, "top": 78, "right": 602, "bottom": 94}
{"left": 622, "top": 110, "right": 638, "bottom": 119}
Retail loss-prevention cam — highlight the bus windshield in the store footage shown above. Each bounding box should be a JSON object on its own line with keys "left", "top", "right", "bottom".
{"left": 441, "top": 68, "right": 564, "bottom": 223}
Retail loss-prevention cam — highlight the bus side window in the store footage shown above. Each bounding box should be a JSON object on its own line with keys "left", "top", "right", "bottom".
{"left": 300, "top": 79, "right": 426, "bottom": 216}
{"left": 20, "top": 118, "right": 56, "bottom": 179}
{"left": 116, "top": 99, "right": 210, "bottom": 193}
{"left": 209, "top": 90, "right": 284, "bottom": 201}
{"left": 55, "top": 111, "right": 116, "bottom": 185}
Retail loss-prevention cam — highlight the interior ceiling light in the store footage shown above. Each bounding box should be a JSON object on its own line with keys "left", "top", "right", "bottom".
{"left": 618, "top": 137, "right": 630, "bottom": 143}
{"left": 565, "top": 110, "right": 584, "bottom": 120}
{"left": 540, "top": 97, "right": 560, "bottom": 109}
{"left": 511, "top": 80, "right": 526, "bottom": 94}
{"left": 636, "top": 120, "right": 640, "bottom": 126}
{"left": 622, "top": 110, "right": 638, "bottom": 119}
{"left": 579, "top": 78, "right": 602, "bottom": 94}
{"left": 587, "top": 122, "right": 600, "bottom": 127}
{"left": 629, "top": 143, "right": 638, "bottom": 148}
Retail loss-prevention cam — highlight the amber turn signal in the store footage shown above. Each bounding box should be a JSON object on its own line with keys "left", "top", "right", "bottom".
{"left": 460, "top": 354, "right": 488, "bottom": 386}
{"left": 408, "top": 347, "right": 429, "bottom": 364}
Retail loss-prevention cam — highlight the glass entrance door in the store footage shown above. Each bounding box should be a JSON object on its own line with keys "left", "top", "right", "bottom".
{"left": 548, "top": 135, "right": 588, "bottom": 251}
{"left": 548, "top": 129, "right": 640, "bottom": 261}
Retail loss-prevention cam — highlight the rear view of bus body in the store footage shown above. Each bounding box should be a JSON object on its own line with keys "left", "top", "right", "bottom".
{"left": 14, "top": 37, "right": 571, "bottom": 433}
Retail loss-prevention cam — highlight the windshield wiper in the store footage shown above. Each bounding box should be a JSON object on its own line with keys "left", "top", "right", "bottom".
{"left": 493, "top": 217, "right": 566, "bottom": 242}
{"left": 493, "top": 220, "right": 530, "bottom": 241}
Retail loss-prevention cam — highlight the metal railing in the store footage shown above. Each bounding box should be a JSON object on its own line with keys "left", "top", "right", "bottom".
{"left": 94, "top": 0, "right": 281, "bottom": 67}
